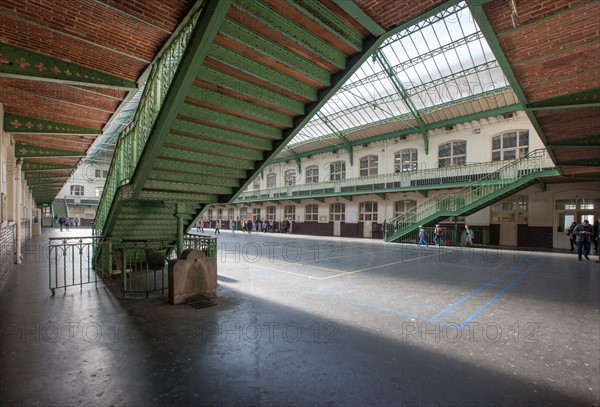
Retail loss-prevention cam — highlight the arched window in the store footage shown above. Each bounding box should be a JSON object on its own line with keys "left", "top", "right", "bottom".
{"left": 394, "top": 149, "right": 418, "bottom": 173}
{"left": 492, "top": 130, "right": 529, "bottom": 161}
{"left": 359, "top": 155, "right": 378, "bottom": 176}
{"left": 70, "top": 185, "right": 84, "bottom": 196}
{"left": 330, "top": 161, "right": 346, "bottom": 181}
{"left": 305, "top": 204, "right": 318, "bottom": 221}
{"left": 266, "top": 173, "right": 277, "bottom": 188}
{"left": 252, "top": 207, "right": 261, "bottom": 221}
{"left": 438, "top": 140, "right": 466, "bottom": 168}
{"left": 359, "top": 201, "right": 378, "bottom": 221}
{"left": 394, "top": 200, "right": 417, "bottom": 216}
{"left": 284, "top": 205, "right": 296, "bottom": 221}
{"left": 217, "top": 208, "right": 223, "bottom": 220}
{"left": 227, "top": 208, "right": 235, "bottom": 220}
{"left": 206, "top": 209, "right": 213, "bottom": 221}
{"left": 266, "top": 206, "right": 277, "bottom": 221}
{"left": 239, "top": 207, "right": 248, "bottom": 220}
{"left": 305, "top": 165, "right": 319, "bottom": 184}
{"left": 284, "top": 169, "right": 296, "bottom": 186}
{"left": 329, "top": 203, "right": 345, "bottom": 221}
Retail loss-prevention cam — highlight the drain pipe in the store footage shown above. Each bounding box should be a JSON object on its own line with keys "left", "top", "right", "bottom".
{"left": 15, "top": 158, "right": 23, "bottom": 264}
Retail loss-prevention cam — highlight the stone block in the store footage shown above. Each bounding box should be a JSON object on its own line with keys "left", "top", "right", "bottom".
{"left": 168, "top": 249, "right": 217, "bottom": 305}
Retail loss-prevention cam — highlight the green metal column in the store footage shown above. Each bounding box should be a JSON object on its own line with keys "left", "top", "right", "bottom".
{"left": 177, "top": 203, "right": 184, "bottom": 257}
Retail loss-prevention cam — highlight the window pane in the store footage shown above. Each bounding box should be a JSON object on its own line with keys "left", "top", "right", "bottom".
{"left": 492, "top": 135, "right": 501, "bottom": 150}
{"left": 503, "top": 150, "right": 516, "bottom": 160}
{"left": 439, "top": 143, "right": 451, "bottom": 157}
{"left": 453, "top": 141, "right": 466, "bottom": 155}
{"left": 503, "top": 132, "right": 517, "bottom": 148}
{"left": 492, "top": 151, "right": 501, "bottom": 161}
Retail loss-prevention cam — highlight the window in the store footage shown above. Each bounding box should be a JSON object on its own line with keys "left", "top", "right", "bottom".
{"left": 95, "top": 187, "right": 103, "bottom": 197}
{"left": 284, "top": 205, "right": 296, "bottom": 221}
{"left": 95, "top": 169, "right": 102, "bottom": 178}
{"left": 394, "top": 200, "right": 417, "bottom": 216}
{"left": 217, "top": 208, "right": 223, "bottom": 220}
{"left": 206, "top": 209, "right": 213, "bottom": 221}
{"left": 438, "top": 141, "right": 466, "bottom": 168}
{"left": 266, "top": 173, "right": 277, "bottom": 188}
{"left": 253, "top": 178, "right": 261, "bottom": 189}
{"left": 330, "top": 161, "right": 346, "bottom": 181}
{"left": 359, "top": 201, "right": 378, "bottom": 221}
{"left": 103, "top": 170, "right": 108, "bottom": 178}
{"left": 70, "top": 185, "right": 84, "bottom": 196}
{"left": 266, "top": 206, "right": 277, "bottom": 221}
{"left": 394, "top": 149, "right": 418, "bottom": 173}
{"left": 359, "top": 155, "right": 378, "bottom": 176}
{"left": 284, "top": 169, "right": 296, "bottom": 186}
{"left": 252, "top": 208, "right": 261, "bottom": 221}
{"left": 329, "top": 203, "right": 345, "bottom": 221}
{"left": 305, "top": 204, "right": 318, "bottom": 221}
{"left": 305, "top": 165, "right": 319, "bottom": 184}
{"left": 227, "top": 208, "right": 235, "bottom": 220}
{"left": 492, "top": 130, "right": 529, "bottom": 161}
{"left": 239, "top": 207, "right": 248, "bottom": 220}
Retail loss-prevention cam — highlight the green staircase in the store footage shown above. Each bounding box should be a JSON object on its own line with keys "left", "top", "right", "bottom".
{"left": 384, "top": 149, "right": 559, "bottom": 243}
{"left": 51, "top": 199, "right": 69, "bottom": 219}
{"left": 94, "top": 0, "right": 375, "bottom": 244}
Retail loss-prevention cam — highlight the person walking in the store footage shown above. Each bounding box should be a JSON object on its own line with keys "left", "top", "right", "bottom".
{"left": 573, "top": 219, "right": 593, "bottom": 261}
{"left": 231, "top": 220, "right": 236, "bottom": 236}
{"left": 214, "top": 220, "right": 221, "bottom": 235}
{"left": 417, "top": 225, "right": 428, "bottom": 249}
{"left": 566, "top": 221, "right": 577, "bottom": 251}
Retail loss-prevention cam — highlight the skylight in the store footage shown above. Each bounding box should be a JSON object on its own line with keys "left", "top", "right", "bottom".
{"left": 290, "top": 1, "right": 509, "bottom": 147}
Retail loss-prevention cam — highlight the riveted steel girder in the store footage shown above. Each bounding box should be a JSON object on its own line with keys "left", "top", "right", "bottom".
{"left": 0, "top": 44, "right": 137, "bottom": 90}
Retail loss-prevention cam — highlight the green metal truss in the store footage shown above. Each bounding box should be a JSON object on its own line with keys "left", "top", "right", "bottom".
{"left": 3, "top": 113, "right": 101, "bottom": 134}
{"left": 0, "top": 43, "right": 137, "bottom": 89}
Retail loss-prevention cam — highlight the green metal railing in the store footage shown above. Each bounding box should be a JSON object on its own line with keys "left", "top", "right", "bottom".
{"left": 93, "top": 10, "right": 201, "bottom": 237}
{"left": 385, "top": 149, "right": 556, "bottom": 242}
{"left": 236, "top": 158, "right": 532, "bottom": 203}
{"left": 48, "top": 236, "right": 109, "bottom": 295}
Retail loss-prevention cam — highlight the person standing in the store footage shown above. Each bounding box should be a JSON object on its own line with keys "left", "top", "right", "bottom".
{"left": 215, "top": 220, "right": 221, "bottom": 235}
{"left": 463, "top": 225, "right": 473, "bottom": 246}
{"left": 566, "top": 221, "right": 577, "bottom": 251}
{"left": 573, "top": 219, "right": 593, "bottom": 261}
{"left": 433, "top": 224, "right": 443, "bottom": 247}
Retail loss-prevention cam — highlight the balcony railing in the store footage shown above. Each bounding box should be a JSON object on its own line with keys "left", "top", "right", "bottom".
{"left": 235, "top": 154, "right": 554, "bottom": 203}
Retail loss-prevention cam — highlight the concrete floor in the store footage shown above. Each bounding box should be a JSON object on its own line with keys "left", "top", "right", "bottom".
{"left": 1, "top": 226, "right": 599, "bottom": 406}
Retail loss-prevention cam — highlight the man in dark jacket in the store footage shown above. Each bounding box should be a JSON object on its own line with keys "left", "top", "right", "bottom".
{"left": 573, "top": 219, "right": 593, "bottom": 261}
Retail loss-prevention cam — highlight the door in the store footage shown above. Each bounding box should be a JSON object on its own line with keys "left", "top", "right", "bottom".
{"left": 363, "top": 221, "right": 372, "bottom": 238}
{"left": 499, "top": 221, "right": 517, "bottom": 246}
{"left": 333, "top": 221, "right": 341, "bottom": 236}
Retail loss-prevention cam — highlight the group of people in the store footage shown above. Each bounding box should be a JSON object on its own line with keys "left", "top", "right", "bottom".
{"left": 417, "top": 224, "right": 473, "bottom": 248}
{"left": 566, "top": 219, "right": 600, "bottom": 262}
{"left": 196, "top": 219, "right": 292, "bottom": 236}
{"left": 55, "top": 216, "right": 79, "bottom": 231}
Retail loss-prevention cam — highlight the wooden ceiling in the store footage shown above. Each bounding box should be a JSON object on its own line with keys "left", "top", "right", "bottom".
{"left": 1, "top": 0, "right": 598, "bottom": 204}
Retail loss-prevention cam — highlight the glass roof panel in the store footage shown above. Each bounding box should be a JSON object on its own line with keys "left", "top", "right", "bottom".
{"left": 289, "top": 1, "right": 509, "bottom": 147}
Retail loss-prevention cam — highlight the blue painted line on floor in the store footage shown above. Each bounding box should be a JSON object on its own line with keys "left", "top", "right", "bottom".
{"left": 457, "top": 260, "right": 543, "bottom": 329}
{"left": 431, "top": 260, "right": 527, "bottom": 321}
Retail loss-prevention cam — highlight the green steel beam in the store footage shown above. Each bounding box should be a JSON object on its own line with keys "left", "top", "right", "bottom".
{"left": 270, "top": 104, "right": 522, "bottom": 164}
{"left": 375, "top": 51, "right": 429, "bottom": 154}
{"left": 374, "top": 193, "right": 386, "bottom": 200}
{"left": 318, "top": 112, "right": 354, "bottom": 166}
{"left": 332, "top": 0, "right": 385, "bottom": 36}
{"left": 166, "top": 133, "right": 265, "bottom": 161}
{"left": 143, "top": 180, "right": 233, "bottom": 195}
{"left": 220, "top": 18, "right": 331, "bottom": 85}
{"left": 148, "top": 170, "right": 241, "bottom": 187}
{"left": 232, "top": 0, "right": 346, "bottom": 69}
{"left": 138, "top": 190, "right": 221, "bottom": 203}
{"left": 340, "top": 195, "right": 352, "bottom": 201}
{"left": 15, "top": 144, "right": 84, "bottom": 158}
{"left": 0, "top": 43, "right": 137, "bottom": 89}
{"left": 467, "top": 1, "right": 558, "bottom": 167}
{"left": 131, "top": 0, "right": 233, "bottom": 198}
{"left": 292, "top": 0, "right": 364, "bottom": 51}
{"left": 153, "top": 159, "right": 247, "bottom": 179}
{"left": 417, "top": 190, "right": 428, "bottom": 198}
{"left": 179, "top": 103, "right": 283, "bottom": 139}
{"left": 208, "top": 43, "right": 317, "bottom": 101}
{"left": 546, "top": 135, "right": 600, "bottom": 147}
{"left": 559, "top": 158, "right": 600, "bottom": 167}
{"left": 525, "top": 87, "right": 600, "bottom": 110}
{"left": 186, "top": 85, "right": 293, "bottom": 127}
{"left": 537, "top": 179, "right": 547, "bottom": 192}
{"left": 24, "top": 170, "right": 71, "bottom": 179}
{"left": 160, "top": 147, "right": 255, "bottom": 170}
{"left": 22, "top": 160, "right": 76, "bottom": 172}
{"left": 285, "top": 148, "right": 302, "bottom": 174}
{"left": 197, "top": 66, "right": 305, "bottom": 115}
{"left": 312, "top": 197, "right": 324, "bottom": 203}
{"left": 171, "top": 120, "right": 273, "bottom": 150}
{"left": 3, "top": 113, "right": 101, "bottom": 135}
